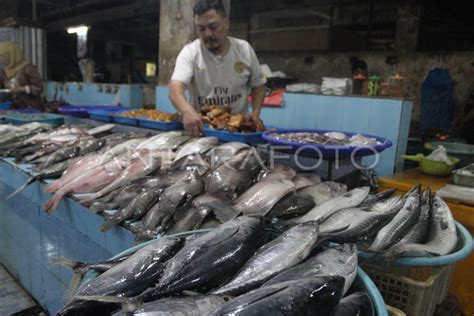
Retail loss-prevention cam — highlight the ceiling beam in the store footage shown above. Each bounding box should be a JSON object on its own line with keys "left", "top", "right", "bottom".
{"left": 44, "top": 0, "right": 158, "bottom": 31}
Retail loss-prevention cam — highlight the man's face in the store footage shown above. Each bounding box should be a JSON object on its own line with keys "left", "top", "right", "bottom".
{"left": 195, "top": 9, "right": 229, "bottom": 52}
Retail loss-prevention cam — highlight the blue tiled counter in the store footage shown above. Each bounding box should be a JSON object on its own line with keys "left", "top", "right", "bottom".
{"left": 156, "top": 86, "right": 413, "bottom": 176}
{"left": 0, "top": 159, "right": 135, "bottom": 314}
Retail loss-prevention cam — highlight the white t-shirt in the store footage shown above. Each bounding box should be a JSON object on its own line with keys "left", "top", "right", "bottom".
{"left": 171, "top": 37, "right": 266, "bottom": 115}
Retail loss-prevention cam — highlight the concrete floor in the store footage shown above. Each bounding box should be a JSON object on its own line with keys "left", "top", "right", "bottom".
{"left": 0, "top": 264, "right": 40, "bottom": 315}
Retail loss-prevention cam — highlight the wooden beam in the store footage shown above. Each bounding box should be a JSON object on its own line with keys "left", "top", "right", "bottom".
{"left": 44, "top": 0, "right": 159, "bottom": 31}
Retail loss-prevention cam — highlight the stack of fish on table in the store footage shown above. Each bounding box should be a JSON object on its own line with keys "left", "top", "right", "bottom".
{"left": 0, "top": 122, "right": 461, "bottom": 315}
{"left": 54, "top": 216, "right": 371, "bottom": 316}
{"left": 0, "top": 122, "right": 459, "bottom": 261}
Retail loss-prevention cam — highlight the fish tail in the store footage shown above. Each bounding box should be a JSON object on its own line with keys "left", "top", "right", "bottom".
{"left": 51, "top": 257, "right": 89, "bottom": 297}
{"left": 44, "top": 191, "right": 63, "bottom": 214}
{"left": 100, "top": 215, "right": 122, "bottom": 232}
{"left": 5, "top": 176, "right": 37, "bottom": 200}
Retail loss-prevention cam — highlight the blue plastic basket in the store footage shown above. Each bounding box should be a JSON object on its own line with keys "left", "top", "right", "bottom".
{"left": 359, "top": 221, "right": 473, "bottom": 266}
{"left": 77, "top": 229, "right": 387, "bottom": 316}
{"left": 138, "top": 117, "right": 184, "bottom": 131}
{"left": 112, "top": 111, "right": 139, "bottom": 126}
{"left": 59, "top": 105, "right": 130, "bottom": 118}
{"left": 88, "top": 110, "right": 115, "bottom": 123}
{"left": 3, "top": 112, "right": 64, "bottom": 125}
{"left": 0, "top": 101, "right": 12, "bottom": 110}
{"left": 262, "top": 128, "right": 392, "bottom": 159}
{"left": 203, "top": 125, "right": 277, "bottom": 144}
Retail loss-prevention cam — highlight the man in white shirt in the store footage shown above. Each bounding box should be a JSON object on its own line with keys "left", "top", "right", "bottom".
{"left": 170, "top": 0, "right": 266, "bottom": 136}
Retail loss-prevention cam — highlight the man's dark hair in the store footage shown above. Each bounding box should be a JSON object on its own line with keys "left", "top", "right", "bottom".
{"left": 193, "top": 0, "right": 227, "bottom": 17}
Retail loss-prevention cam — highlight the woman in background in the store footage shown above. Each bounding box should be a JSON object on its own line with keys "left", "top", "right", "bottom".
{"left": 0, "top": 41, "right": 44, "bottom": 110}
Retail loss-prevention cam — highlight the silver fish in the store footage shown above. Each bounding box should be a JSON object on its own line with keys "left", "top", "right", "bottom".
{"left": 257, "top": 164, "right": 296, "bottom": 181}
{"left": 319, "top": 196, "right": 403, "bottom": 243}
{"left": 298, "top": 181, "right": 347, "bottom": 205}
{"left": 368, "top": 186, "right": 421, "bottom": 251}
{"left": 233, "top": 179, "right": 295, "bottom": 216}
{"left": 206, "top": 150, "right": 262, "bottom": 200}
{"left": 206, "top": 141, "right": 250, "bottom": 167}
{"left": 173, "top": 137, "right": 219, "bottom": 162}
{"left": 376, "top": 195, "right": 458, "bottom": 262}
{"left": 333, "top": 292, "right": 374, "bottom": 316}
{"left": 393, "top": 188, "right": 432, "bottom": 246}
{"left": 295, "top": 187, "right": 370, "bottom": 223}
{"left": 140, "top": 216, "right": 266, "bottom": 301}
{"left": 212, "top": 277, "right": 345, "bottom": 316}
{"left": 136, "top": 131, "right": 190, "bottom": 151}
{"left": 263, "top": 244, "right": 358, "bottom": 295}
{"left": 139, "top": 171, "right": 204, "bottom": 237}
{"left": 213, "top": 221, "right": 320, "bottom": 296}
{"left": 57, "top": 237, "right": 184, "bottom": 316}
{"left": 167, "top": 206, "right": 211, "bottom": 234}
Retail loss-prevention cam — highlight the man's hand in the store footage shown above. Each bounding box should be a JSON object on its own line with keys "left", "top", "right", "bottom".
{"left": 183, "top": 110, "right": 203, "bottom": 136}
{"left": 247, "top": 111, "right": 260, "bottom": 122}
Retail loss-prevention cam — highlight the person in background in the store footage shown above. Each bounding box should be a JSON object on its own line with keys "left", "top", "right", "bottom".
{"left": 351, "top": 58, "right": 368, "bottom": 77}
{"left": 169, "top": 0, "right": 266, "bottom": 136}
{"left": 0, "top": 41, "right": 44, "bottom": 110}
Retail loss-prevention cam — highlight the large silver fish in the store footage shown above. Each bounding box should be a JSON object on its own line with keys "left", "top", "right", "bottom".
{"left": 139, "top": 216, "right": 266, "bottom": 301}
{"left": 206, "top": 141, "right": 250, "bottom": 168}
{"left": 212, "top": 277, "right": 345, "bottom": 316}
{"left": 213, "top": 221, "right": 320, "bottom": 296}
{"left": 298, "top": 181, "right": 347, "bottom": 205}
{"left": 263, "top": 244, "right": 358, "bottom": 295}
{"left": 206, "top": 150, "right": 262, "bottom": 200}
{"left": 393, "top": 188, "right": 432, "bottom": 245}
{"left": 138, "top": 170, "right": 204, "bottom": 238}
{"left": 376, "top": 195, "right": 458, "bottom": 263}
{"left": 368, "top": 186, "right": 421, "bottom": 251}
{"left": 57, "top": 237, "right": 184, "bottom": 316}
{"left": 295, "top": 186, "right": 370, "bottom": 223}
{"left": 319, "top": 196, "right": 403, "bottom": 243}
{"left": 173, "top": 137, "right": 219, "bottom": 162}
{"left": 136, "top": 131, "right": 191, "bottom": 151}
{"left": 233, "top": 179, "right": 295, "bottom": 216}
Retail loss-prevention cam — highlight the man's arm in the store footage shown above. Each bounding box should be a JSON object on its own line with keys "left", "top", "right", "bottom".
{"left": 169, "top": 80, "right": 203, "bottom": 136}
{"left": 250, "top": 84, "right": 265, "bottom": 120}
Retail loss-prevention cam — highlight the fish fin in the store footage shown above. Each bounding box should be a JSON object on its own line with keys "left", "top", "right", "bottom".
{"left": 44, "top": 192, "right": 63, "bottom": 214}
{"left": 51, "top": 258, "right": 88, "bottom": 297}
{"left": 100, "top": 214, "right": 123, "bottom": 232}
{"left": 5, "top": 176, "right": 36, "bottom": 200}
{"left": 212, "top": 203, "right": 239, "bottom": 223}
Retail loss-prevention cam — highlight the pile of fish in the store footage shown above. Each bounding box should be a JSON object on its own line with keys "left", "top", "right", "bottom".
{"left": 53, "top": 216, "right": 371, "bottom": 316}
{"left": 0, "top": 122, "right": 459, "bottom": 261}
{"left": 267, "top": 131, "right": 384, "bottom": 146}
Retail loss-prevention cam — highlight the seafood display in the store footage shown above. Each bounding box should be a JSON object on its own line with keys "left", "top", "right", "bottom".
{"left": 0, "top": 119, "right": 465, "bottom": 316}
{"left": 267, "top": 131, "right": 385, "bottom": 146}
{"left": 54, "top": 217, "right": 364, "bottom": 316}
{"left": 121, "top": 109, "right": 182, "bottom": 122}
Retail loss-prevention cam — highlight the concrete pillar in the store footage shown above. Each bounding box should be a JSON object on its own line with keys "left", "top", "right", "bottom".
{"left": 158, "top": 0, "right": 231, "bottom": 86}
{"left": 158, "top": 0, "right": 195, "bottom": 85}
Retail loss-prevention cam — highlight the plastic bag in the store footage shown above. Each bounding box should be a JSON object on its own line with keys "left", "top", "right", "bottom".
{"left": 426, "top": 145, "right": 453, "bottom": 165}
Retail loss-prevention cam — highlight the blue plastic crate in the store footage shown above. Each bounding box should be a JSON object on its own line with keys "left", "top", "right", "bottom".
{"left": 88, "top": 110, "right": 115, "bottom": 123}
{"left": 138, "top": 117, "right": 183, "bottom": 131}
{"left": 3, "top": 113, "right": 64, "bottom": 125}
{"left": 59, "top": 105, "right": 130, "bottom": 118}
{"left": 0, "top": 102, "right": 12, "bottom": 110}
{"left": 112, "top": 112, "right": 139, "bottom": 126}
